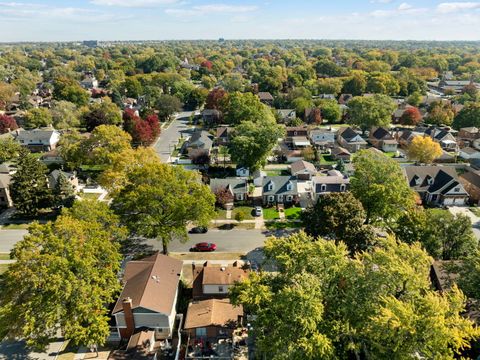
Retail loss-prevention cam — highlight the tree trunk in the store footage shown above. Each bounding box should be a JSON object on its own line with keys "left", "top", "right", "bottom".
{"left": 162, "top": 239, "right": 168, "bottom": 255}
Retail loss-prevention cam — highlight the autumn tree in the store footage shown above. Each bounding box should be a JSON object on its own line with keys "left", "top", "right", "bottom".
{"left": 426, "top": 101, "right": 454, "bottom": 126}
{"left": 24, "top": 108, "right": 53, "bottom": 129}
{"left": 0, "top": 138, "right": 23, "bottom": 163}
{"left": 230, "top": 232, "right": 478, "bottom": 360}
{"left": 399, "top": 106, "right": 422, "bottom": 125}
{"left": 123, "top": 109, "right": 160, "bottom": 146}
{"left": 0, "top": 200, "right": 125, "bottom": 350}
{"left": 112, "top": 162, "right": 216, "bottom": 254}
{"left": 213, "top": 187, "right": 233, "bottom": 209}
{"left": 0, "top": 82, "right": 16, "bottom": 110}
{"left": 407, "top": 135, "right": 443, "bottom": 164}
{"left": 50, "top": 100, "right": 80, "bottom": 129}
{"left": 52, "top": 77, "right": 89, "bottom": 106}
{"left": 351, "top": 149, "right": 415, "bottom": 224}
{"left": 0, "top": 114, "right": 18, "bottom": 134}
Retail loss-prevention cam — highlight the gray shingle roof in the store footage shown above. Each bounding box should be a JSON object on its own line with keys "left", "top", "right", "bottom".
{"left": 262, "top": 176, "right": 298, "bottom": 196}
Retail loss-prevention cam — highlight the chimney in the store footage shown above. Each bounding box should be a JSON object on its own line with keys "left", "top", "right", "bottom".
{"left": 122, "top": 297, "right": 135, "bottom": 339}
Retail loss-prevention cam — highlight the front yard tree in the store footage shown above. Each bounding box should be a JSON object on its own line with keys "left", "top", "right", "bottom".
{"left": 351, "top": 149, "right": 415, "bottom": 224}
{"left": 0, "top": 138, "right": 22, "bottom": 163}
{"left": 10, "top": 153, "right": 53, "bottom": 216}
{"left": 24, "top": 108, "right": 53, "bottom": 129}
{"left": 347, "top": 94, "right": 396, "bottom": 131}
{"left": 0, "top": 200, "right": 124, "bottom": 350}
{"left": 0, "top": 114, "right": 18, "bottom": 134}
{"left": 155, "top": 94, "right": 182, "bottom": 121}
{"left": 407, "top": 136, "right": 443, "bottom": 164}
{"left": 112, "top": 162, "right": 216, "bottom": 254}
{"left": 82, "top": 97, "right": 122, "bottom": 132}
{"left": 228, "top": 119, "right": 284, "bottom": 171}
{"left": 302, "top": 192, "right": 375, "bottom": 253}
{"left": 452, "top": 102, "right": 480, "bottom": 129}
{"left": 399, "top": 106, "right": 422, "bottom": 125}
{"left": 230, "top": 232, "right": 478, "bottom": 360}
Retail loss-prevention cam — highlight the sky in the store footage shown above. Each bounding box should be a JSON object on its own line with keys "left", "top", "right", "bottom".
{"left": 0, "top": 0, "right": 479, "bottom": 42}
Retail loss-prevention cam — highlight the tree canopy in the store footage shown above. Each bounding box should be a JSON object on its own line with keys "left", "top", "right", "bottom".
{"left": 347, "top": 94, "right": 396, "bottom": 131}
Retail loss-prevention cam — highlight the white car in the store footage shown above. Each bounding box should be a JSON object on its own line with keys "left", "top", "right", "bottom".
{"left": 254, "top": 206, "right": 263, "bottom": 217}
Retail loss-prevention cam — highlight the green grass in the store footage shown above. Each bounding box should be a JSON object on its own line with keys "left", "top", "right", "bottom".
{"left": 284, "top": 206, "right": 302, "bottom": 220}
{"left": 232, "top": 206, "right": 255, "bottom": 220}
{"left": 320, "top": 154, "right": 336, "bottom": 165}
{"left": 215, "top": 208, "right": 227, "bottom": 220}
{"left": 265, "top": 221, "right": 303, "bottom": 230}
{"left": 0, "top": 253, "right": 11, "bottom": 260}
{"left": 1, "top": 223, "right": 30, "bottom": 229}
{"left": 79, "top": 192, "right": 100, "bottom": 200}
{"left": 384, "top": 152, "right": 397, "bottom": 158}
{"left": 266, "top": 170, "right": 289, "bottom": 176}
{"left": 0, "top": 264, "right": 9, "bottom": 274}
{"left": 263, "top": 208, "right": 279, "bottom": 220}
{"left": 470, "top": 207, "right": 480, "bottom": 217}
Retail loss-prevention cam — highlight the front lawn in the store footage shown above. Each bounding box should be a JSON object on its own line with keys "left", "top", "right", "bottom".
{"left": 266, "top": 170, "right": 289, "bottom": 176}
{"left": 215, "top": 208, "right": 227, "bottom": 220}
{"left": 79, "top": 192, "right": 101, "bottom": 200}
{"left": 320, "top": 154, "right": 336, "bottom": 165}
{"left": 0, "top": 253, "right": 11, "bottom": 260}
{"left": 470, "top": 207, "right": 480, "bottom": 217}
{"left": 232, "top": 206, "right": 255, "bottom": 220}
{"left": 0, "top": 264, "right": 9, "bottom": 275}
{"left": 263, "top": 208, "right": 279, "bottom": 220}
{"left": 284, "top": 206, "right": 302, "bottom": 220}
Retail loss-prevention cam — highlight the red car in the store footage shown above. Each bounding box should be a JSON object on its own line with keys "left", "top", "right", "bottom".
{"left": 191, "top": 242, "right": 217, "bottom": 252}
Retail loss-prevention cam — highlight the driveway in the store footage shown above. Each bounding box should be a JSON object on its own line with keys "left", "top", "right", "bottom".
{"left": 153, "top": 112, "right": 195, "bottom": 162}
{"left": 0, "top": 338, "right": 65, "bottom": 360}
{"left": 448, "top": 206, "right": 480, "bottom": 240}
{"left": 0, "top": 230, "right": 28, "bottom": 253}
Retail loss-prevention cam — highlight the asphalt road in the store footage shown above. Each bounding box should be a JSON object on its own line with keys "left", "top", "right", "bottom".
{"left": 0, "top": 228, "right": 297, "bottom": 254}
{"left": 153, "top": 112, "right": 195, "bottom": 162}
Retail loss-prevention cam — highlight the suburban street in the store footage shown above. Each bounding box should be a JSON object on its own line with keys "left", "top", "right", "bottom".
{"left": 153, "top": 112, "right": 196, "bottom": 162}
{"left": 0, "top": 230, "right": 28, "bottom": 253}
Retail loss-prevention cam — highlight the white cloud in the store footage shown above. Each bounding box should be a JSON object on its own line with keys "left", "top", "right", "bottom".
{"left": 437, "top": 2, "right": 480, "bottom": 13}
{"left": 91, "top": 0, "right": 179, "bottom": 7}
{"left": 370, "top": 0, "right": 393, "bottom": 3}
{"left": 165, "top": 3, "right": 258, "bottom": 17}
{"left": 398, "top": 2, "right": 413, "bottom": 11}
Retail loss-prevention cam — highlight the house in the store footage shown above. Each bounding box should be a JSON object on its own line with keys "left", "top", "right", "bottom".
{"left": 286, "top": 126, "right": 308, "bottom": 138}
{"left": 459, "top": 147, "right": 480, "bottom": 161}
{"left": 331, "top": 146, "right": 351, "bottom": 162}
{"left": 183, "top": 130, "right": 213, "bottom": 157}
{"left": 338, "top": 94, "right": 353, "bottom": 105}
{"left": 192, "top": 261, "right": 249, "bottom": 299}
{"left": 392, "top": 104, "right": 415, "bottom": 123}
{"left": 210, "top": 178, "right": 248, "bottom": 202}
{"left": 184, "top": 299, "right": 243, "bottom": 342}
{"left": 460, "top": 171, "right": 480, "bottom": 205}
{"left": 0, "top": 173, "right": 12, "bottom": 208}
{"left": 276, "top": 109, "right": 296, "bottom": 123}
{"left": 285, "top": 126, "right": 309, "bottom": 148}
{"left": 252, "top": 169, "right": 266, "bottom": 187}
{"left": 309, "top": 128, "right": 336, "bottom": 149}
{"left": 403, "top": 166, "right": 468, "bottom": 206}
{"left": 290, "top": 160, "right": 316, "bottom": 180}
{"left": 397, "top": 130, "right": 418, "bottom": 148}
{"left": 304, "top": 107, "right": 322, "bottom": 124}
{"left": 458, "top": 127, "right": 480, "bottom": 148}
{"left": 369, "top": 127, "right": 398, "bottom": 152}
{"left": 16, "top": 128, "right": 60, "bottom": 152}
{"left": 437, "top": 80, "right": 480, "bottom": 94}
{"left": 40, "top": 148, "right": 64, "bottom": 165}
{"left": 202, "top": 109, "right": 222, "bottom": 125}
{"left": 112, "top": 252, "right": 183, "bottom": 340}
{"left": 425, "top": 128, "right": 457, "bottom": 151}
{"left": 47, "top": 170, "right": 79, "bottom": 192}
{"left": 262, "top": 176, "right": 298, "bottom": 205}
{"left": 216, "top": 126, "right": 231, "bottom": 146}
{"left": 257, "top": 92, "right": 274, "bottom": 106}
{"left": 337, "top": 127, "right": 367, "bottom": 153}
{"left": 235, "top": 166, "right": 249, "bottom": 178}
{"left": 311, "top": 170, "right": 349, "bottom": 201}
{"left": 80, "top": 75, "right": 98, "bottom": 89}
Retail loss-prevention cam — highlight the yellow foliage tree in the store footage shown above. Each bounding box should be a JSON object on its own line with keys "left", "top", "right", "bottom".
{"left": 407, "top": 136, "right": 443, "bottom": 164}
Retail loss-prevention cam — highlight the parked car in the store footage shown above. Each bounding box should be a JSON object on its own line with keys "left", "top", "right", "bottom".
{"left": 254, "top": 206, "right": 263, "bottom": 217}
{"left": 191, "top": 242, "right": 217, "bottom": 252}
{"left": 189, "top": 226, "right": 208, "bottom": 234}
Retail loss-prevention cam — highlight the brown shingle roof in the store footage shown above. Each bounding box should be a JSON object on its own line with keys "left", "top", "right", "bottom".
{"left": 184, "top": 299, "right": 243, "bottom": 329}
{"left": 203, "top": 266, "right": 249, "bottom": 285}
{"left": 112, "top": 252, "right": 183, "bottom": 315}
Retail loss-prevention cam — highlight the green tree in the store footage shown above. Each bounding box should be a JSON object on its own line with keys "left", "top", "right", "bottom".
{"left": 53, "top": 172, "right": 75, "bottom": 208}
{"left": 230, "top": 232, "right": 478, "bottom": 360}
{"left": 317, "top": 99, "right": 341, "bottom": 123}
{"left": 351, "top": 149, "right": 415, "bottom": 224}
{"left": 155, "top": 94, "right": 182, "bottom": 121}
{"left": 456, "top": 249, "right": 480, "bottom": 299}
{"left": 24, "top": 108, "right": 53, "bottom": 129}
{"left": 82, "top": 98, "right": 122, "bottom": 132}
{"left": 0, "top": 200, "right": 124, "bottom": 350}
{"left": 347, "top": 94, "right": 396, "bottom": 131}
{"left": 50, "top": 100, "right": 80, "bottom": 129}
{"left": 221, "top": 92, "right": 273, "bottom": 125}
{"left": 52, "top": 77, "right": 89, "bottom": 106}
{"left": 342, "top": 71, "right": 367, "bottom": 96}
{"left": 426, "top": 101, "right": 454, "bottom": 126}
{"left": 452, "top": 102, "right": 480, "bottom": 129}
{"left": 112, "top": 162, "right": 216, "bottom": 254}
{"left": 302, "top": 192, "right": 375, "bottom": 253}
{"left": 10, "top": 153, "right": 53, "bottom": 216}
{"left": 228, "top": 119, "right": 284, "bottom": 171}
{"left": 0, "top": 138, "right": 23, "bottom": 163}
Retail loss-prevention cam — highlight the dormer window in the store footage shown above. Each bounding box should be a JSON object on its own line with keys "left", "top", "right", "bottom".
{"left": 320, "top": 184, "right": 327, "bottom": 192}
{"left": 267, "top": 181, "right": 274, "bottom": 191}
{"left": 286, "top": 181, "right": 293, "bottom": 191}
{"left": 426, "top": 176, "right": 434, "bottom": 185}
{"left": 454, "top": 187, "right": 460, "bottom": 192}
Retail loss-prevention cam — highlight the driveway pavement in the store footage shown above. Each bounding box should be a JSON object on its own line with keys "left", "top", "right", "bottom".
{"left": 153, "top": 112, "right": 195, "bottom": 162}
{"left": 0, "top": 230, "right": 28, "bottom": 253}
{"left": 448, "top": 206, "right": 480, "bottom": 240}
{"left": 0, "top": 338, "right": 65, "bottom": 360}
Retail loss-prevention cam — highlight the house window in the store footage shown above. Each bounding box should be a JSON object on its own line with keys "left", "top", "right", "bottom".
{"left": 286, "top": 195, "right": 293, "bottom": 202}
{"left": 268, "top": 195, "right": 274, "bottom": 202}
{"left": 237, "top": 194, "right": 243, "bottom": 200}
{"left": 286, "top": 181, "right": 293, "bottom": 191}
{"left": 320, "top": 184, "right": 327, "bottom": 192}
{"left": 218, "top": 286, "right": 224, "bottom": 292}
{"left": 340, "top": 184, "right": 346, "bottom": 191}
{"left": 196, "top": 328, "right": 207, "bottom": 337}
{"left": 454, "top": 187, "right": 460, "bottom": 192}
{"left": 268, "top": 183, "right": 273, "bottom": 191}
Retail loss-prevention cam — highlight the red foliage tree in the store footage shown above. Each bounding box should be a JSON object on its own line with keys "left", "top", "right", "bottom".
{"left": 201, "top": 60, "right": 213, "bottom": 70}
{"left": 0, "top": 114, "right": 18, "bottom": 134}
{"left": 205, "top": 88, "right": 227, "bottom": 110}
{"left": 145, "top": 114, "right": 161, "bottom": 139}
{"left": 123, "top": 110, "right": 161, "bottom": 146}
{"left": 400, "top": 107, "right": 422, "bottom": 126}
